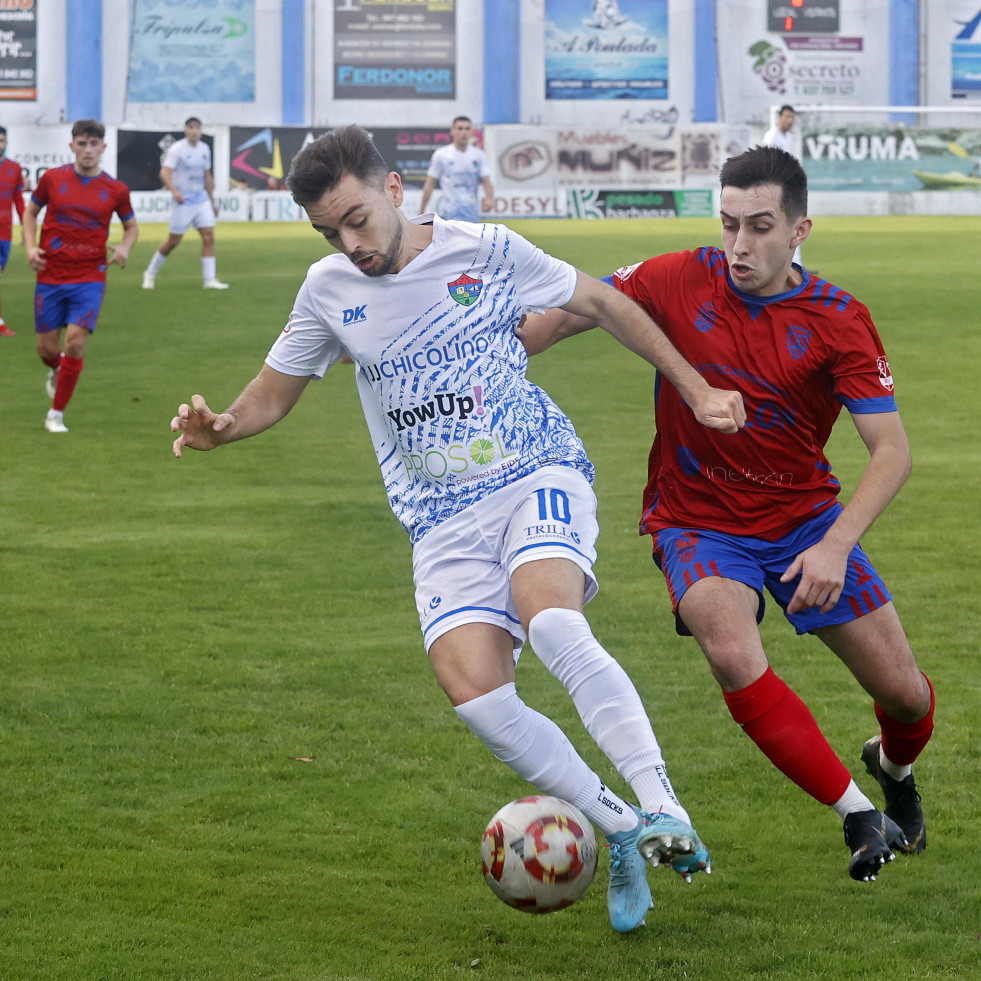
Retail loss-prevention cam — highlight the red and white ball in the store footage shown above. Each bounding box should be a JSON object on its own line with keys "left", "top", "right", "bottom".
{"left": 480, "top": 795, "right": 598, "bottom": 913}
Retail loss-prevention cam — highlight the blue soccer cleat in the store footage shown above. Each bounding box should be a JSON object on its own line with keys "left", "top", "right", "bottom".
{"left": 637, "top": 810, "right": 712, "bottom": 882}
{"left": 604, "top": 807, "right": 654, "bottom": 932}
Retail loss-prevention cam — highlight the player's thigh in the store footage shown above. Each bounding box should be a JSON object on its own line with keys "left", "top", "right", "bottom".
{"left": 678, "top": 576, "right": 769, "bottom": 690}
{"left": 814, "top": 604, "right": 928, "bottom": 720}
{"left": 510, "top": 558, "right": 586, "bottom": 628}
{"left": 428, "top": 621, "right": 518, "bottom": 706}
{"left": 412, "top": 506, "right": 521, "bottom": 657}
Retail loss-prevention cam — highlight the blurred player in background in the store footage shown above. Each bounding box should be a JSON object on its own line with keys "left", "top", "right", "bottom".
{"left": 0, "top": 125, "right": 26, "bottom": 336}
{"left": 142, "top": 117, "right": 227, "bottom": 290}
{"left": 519, "top": 144, "right": 934, "bottom": 883}
{"left": 22, "top": 119, "right": 138, "bottom": 434}
{"left": 419, "top": 116, "right": 494, "bottom": 222}
{"left": 762, "top": 106, "right": 806, "bottom": 268}
{"left": 172, "top": 125, "right": 747, "bottom": 933}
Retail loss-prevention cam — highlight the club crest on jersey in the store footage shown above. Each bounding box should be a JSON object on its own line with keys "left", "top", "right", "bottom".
{"left": 694, "top": 302, "right": 717, "bottom": 333}
{"left": 876, "top": 355, "right": 895, "bottom": 391}
{"left": 787, "top": 325, "right": 811, "bottom": 360}
{"left": 447, "top": 273, "right": 482, "bottom": 306}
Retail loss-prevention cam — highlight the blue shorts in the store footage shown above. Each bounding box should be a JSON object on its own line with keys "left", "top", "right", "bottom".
{"left": 652, "top": 503, "right": 892, "bottom": 636}
{"left": 34, "top": 282, "right": 106, "bottom": 334}
{"left": 0, "top": 240, "right": 10, "bottom": 269}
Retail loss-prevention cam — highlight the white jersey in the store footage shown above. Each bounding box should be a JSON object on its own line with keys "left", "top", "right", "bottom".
{"left": 426, "top": 143, "right": 490, "bottom": 222}
{"left": 266, "top": 216, "right": 591, "bottom": 543}
{"left": 762, "top": 126, "right": 796, "bottom": 156}
{"left": 163, "top": 137, "right": 211, "bottom": 205}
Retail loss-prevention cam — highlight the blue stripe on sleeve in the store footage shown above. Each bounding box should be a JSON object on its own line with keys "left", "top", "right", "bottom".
{"left": 840, "top": 395, "right": 898, "bottom": 413}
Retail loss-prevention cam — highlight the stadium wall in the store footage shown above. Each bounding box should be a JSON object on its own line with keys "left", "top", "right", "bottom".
{"left": 0, "top": 1, "right": 977, "bottom": 215}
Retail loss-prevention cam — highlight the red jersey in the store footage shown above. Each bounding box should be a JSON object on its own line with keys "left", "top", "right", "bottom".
{"left": 30, "top": 164, "right": 134, "bottom": 285}
{"left": 613, "top": 248, "right": 898, "bottom": 542}
{"left": 0, "top": 156, "right": 25, "bottom": 241}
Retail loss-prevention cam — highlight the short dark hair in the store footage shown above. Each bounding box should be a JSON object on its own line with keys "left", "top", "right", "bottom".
{"left": 0, "top": 126, "right": 6, "bottom": 137}
{"left": 185, "top": 116, "right": 202, "bottom": 127}
{"left": 779, "top": 104, "right": 795, "bottom": 114}
{"left": 71, "top": 119, "right": 105, "bottom": 140}
{"left": 452, "top": 116, "right": 472, "bottom": 126}
{"left": 286, "top": 125, "right": 389, "bottom": 207}
{"left": 719, "top": 144, "right": 807, "bottom": 220}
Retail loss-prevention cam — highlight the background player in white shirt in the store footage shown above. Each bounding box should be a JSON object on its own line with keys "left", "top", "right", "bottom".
{"left": 762, "top": 105, "right": 797, "bottom": 155}
{"left": 762, "top": 107, "right": 806, "bottom": 267}
{"left": 171, "top": 125, "right": 745, "bottom": 934}
{"left": 419, "top": 116, "right": 494, "bottom": 222}
{"left": 143, "top": 117, "right": 228, "bottom": 290}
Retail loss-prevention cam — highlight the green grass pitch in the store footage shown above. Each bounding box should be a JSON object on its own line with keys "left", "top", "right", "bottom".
{"left": 0, "top": 216, "right": 978, "bottom": 980}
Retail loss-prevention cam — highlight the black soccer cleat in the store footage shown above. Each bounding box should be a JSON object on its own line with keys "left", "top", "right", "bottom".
{"left": 843, "top": 808, "right": 907, "bottom": 882}
{"left": 861, "top": 735, "right": 926, "bottom": 854}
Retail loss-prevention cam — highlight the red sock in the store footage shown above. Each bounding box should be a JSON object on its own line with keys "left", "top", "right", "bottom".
{"left": 875, "top": 673, "right": 935, "bottom": 766}
{"left": 723, "top": 667, "right": 851, "bottom": 805}
{"left": 52, "top": 355, "right": 84, "bottom": 412}
{"left": 42, "top": 352, "right": 61, "bottom": 370}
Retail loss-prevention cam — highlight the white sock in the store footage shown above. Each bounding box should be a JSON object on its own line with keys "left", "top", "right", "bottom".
{"left": 528, "top": 608, "right": 690, "bottom": 824}
{"left": 454, "top": 682, "right": 635, "bottom": 836}
{"left": 147, "top": 250, "right": 167, "bottom": 275}
{"left": 879, "top": 746, "right": 912, "bottom": 782}
{"left": 202, "top": 256, "right": 217, "bottom": 282}
{"left": 832, "top": 779, "right": 877, "bottom": 820}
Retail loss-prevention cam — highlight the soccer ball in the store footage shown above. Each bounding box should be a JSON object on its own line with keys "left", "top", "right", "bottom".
{"left": 480, "top": 795, "right": 598, "bottom": 913}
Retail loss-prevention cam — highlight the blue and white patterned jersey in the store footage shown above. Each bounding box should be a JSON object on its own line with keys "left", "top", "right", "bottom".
{"left": 266, "top": 216, "right": 593, "bottom": 543}
{"left": 163, "top": 137, "right": 211, "bottom": 205}
{"left": 426, "top": 143, "right": 490, "bottom": 222}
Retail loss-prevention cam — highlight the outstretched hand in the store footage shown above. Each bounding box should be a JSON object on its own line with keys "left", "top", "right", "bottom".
{"left": 690, "top": 387, "right": 747, "bottom": 434}
{"left": 171, "top": 394, "right": 234, "bottom": 457}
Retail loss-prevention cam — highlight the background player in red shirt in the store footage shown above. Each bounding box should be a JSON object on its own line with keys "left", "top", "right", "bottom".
{"left": 22, "top": 119, "right": 139, "bottom": 433}
{"left": 0, "top": 125, "right": 26, "bottom": 336}
{"left": 520, "top": 145, "right": 933, "bottom": 884}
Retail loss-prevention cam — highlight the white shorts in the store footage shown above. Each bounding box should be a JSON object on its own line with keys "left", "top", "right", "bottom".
{"left": 412, "top": 466, "right": 599, "bottom": 655}
{"left": 169, "top": 197, "right": 216, "bottom": 235}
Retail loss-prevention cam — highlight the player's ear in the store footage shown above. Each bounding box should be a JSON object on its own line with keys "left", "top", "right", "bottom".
{"left": 791, "top": 216, "right": 812, "bottom": 248}
{"left": 386, "top": 171, "right": 404, "bottom": 208}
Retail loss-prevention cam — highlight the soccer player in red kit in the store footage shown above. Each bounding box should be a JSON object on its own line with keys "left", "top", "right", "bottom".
{"left": 519, "top": 144, "right": 933, "bottom": 883}
{"left": 0, "top": 125, "right": 26, "bottom": 336}
{"left": 22, "top": 119, "right": 139, "bottom": 433}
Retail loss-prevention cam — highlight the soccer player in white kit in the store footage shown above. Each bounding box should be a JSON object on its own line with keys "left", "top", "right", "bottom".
{"left": 171, "top": 125, "right": 746, "bottom": 933}
{"left": 419, "top": 116, "right": 494, "bottom": 222}
{"left": 143, "top": 117, "right": 228, "bottom": 290}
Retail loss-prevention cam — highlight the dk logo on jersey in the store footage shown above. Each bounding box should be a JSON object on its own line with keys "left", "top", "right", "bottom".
{"left": 447, "top": 273, "right": 483, "bottom": 306}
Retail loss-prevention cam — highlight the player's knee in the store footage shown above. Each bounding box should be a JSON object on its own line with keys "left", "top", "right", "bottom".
{"left": 528, "top": 608, "right": 593, "bottom": 670}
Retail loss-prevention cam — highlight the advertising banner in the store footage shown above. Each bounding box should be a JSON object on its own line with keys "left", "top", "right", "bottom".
{"left": 951, "top": 2, "right": 981, "bottom": 99}
{"left": 566, "top": 188, "right": 714, "bottom": 219}
{"left": 544, "top": 0, "right": 668, "bottom": 100}
{"left": 0, "top": 0, "right": 36, "bottom": 100}
{"left": 116, "top": 130, "right": 215, "bottom": 192}
{"left": 230, "top": 127, "right": 320, "bottom": 190}
{"left": 128, "top": 0, "right": 256, "bottom": 103}
{"left": 716, "top": 0, "right": 889, "bottom": 123}
{"left": 334, "top": 0, "right": 456, "bottom": 100}
{"left": 8, "top": 124, "right": 79, "bottom": 190}
{"left": 803, "top": 126, "right": 981, "bottom": 191}
{"left": 369, "top": 126, "right": 481, "bottom": 187}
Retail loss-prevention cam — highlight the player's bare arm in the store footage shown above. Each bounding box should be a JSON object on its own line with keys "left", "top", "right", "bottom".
{"left": 782, "top": 411, "right": 911, "bottom": 614}
{"left": 21, "top": 202, "right": 45, "bottom": 270}
{"left": 171, "top": 365, "right": 311, "bottom": 458}
{"left": 107, "top": 215, "right": 139, "bottom": 268}
{"left": 160, "top": 165, "right": 183, "bottom": 204}
{"left": 557, "top": 271, "right": 747, "bottom": 434}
